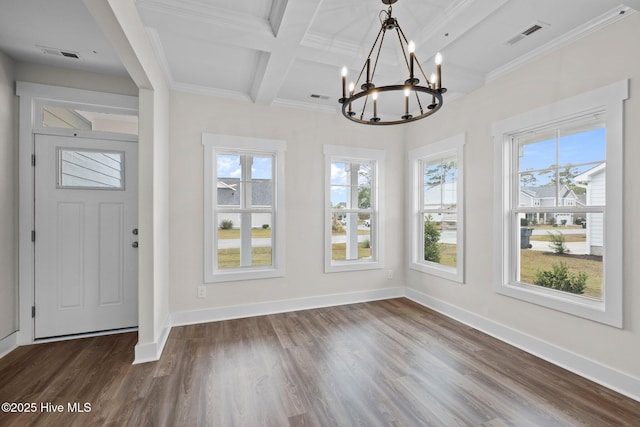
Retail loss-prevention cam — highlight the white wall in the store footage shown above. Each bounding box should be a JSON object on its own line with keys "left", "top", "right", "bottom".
{"left": 15, "top": 62, "right": 137, "bottom": 96}
{"left": 0, "top": 51, "right": 17, "bottom": 340}
{"left": 405, "top": 13, "right": 640, "bottom": 379}
{"left": 169, "top": 93, "right": 405, "bottom": 313}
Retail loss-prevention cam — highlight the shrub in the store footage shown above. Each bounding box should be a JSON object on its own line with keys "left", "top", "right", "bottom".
{"left": 424, "top": 215, "right": 441, "bottom": 263}
{"left": 548, "top": 231, "right": 569, "bottom": 254}
{"left": 362, "top": 239, "right": 370, "bottom": 249}
{"left": 219, "top": 219, "right": 233, "bottom": 230}
{"left": 262, "top": 224, "right": 270, "bottom": 229}
{"left": 331, "top": 218, "right": 344, "bottom": 233}
{"left": 533, "top": 262, "right": 587, "bottom": 294}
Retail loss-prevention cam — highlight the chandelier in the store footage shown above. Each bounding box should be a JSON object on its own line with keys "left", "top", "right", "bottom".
{"left": 338, "top": 0, "right": 446, "bottom": 125}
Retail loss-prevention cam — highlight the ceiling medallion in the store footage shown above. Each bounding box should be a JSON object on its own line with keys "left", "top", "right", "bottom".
{"left": 338, "top": 0, "right": 446, "bottom": 125}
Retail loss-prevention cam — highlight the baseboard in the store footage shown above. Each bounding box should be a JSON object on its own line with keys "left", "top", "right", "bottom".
{"left": 0, "top": 332, "right": 18, "bottom": 359}
{"left": 405, "top": 287, "right": 640, "bottom": 402}
{"left": 171, "top": 287, "right": 405, "bottom": 327}
{"left": 133, "top": 321, "right": 171, "bottom": 365}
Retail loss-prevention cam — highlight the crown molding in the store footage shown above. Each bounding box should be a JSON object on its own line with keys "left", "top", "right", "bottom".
{"left": 486, "top": 6, "right": 634, "bottom": 84}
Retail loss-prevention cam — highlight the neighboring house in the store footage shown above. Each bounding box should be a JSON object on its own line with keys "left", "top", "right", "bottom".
{"left": 423, "top": 182, "right": 457, "bottom": 223}
{"left": 519, "top": 185, "right": 582, "bottom": 225}
{"left": 217, "top": 178, "right": 273, "bottom": 229}
{"left": 575, "top": 163, "right": 606, "bottom": 256}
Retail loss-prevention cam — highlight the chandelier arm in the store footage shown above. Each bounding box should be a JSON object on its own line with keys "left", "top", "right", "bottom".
{"left": 397, "top": 25, "right": 432, "bottom": 87}
{"left": 370, "top": 28, "right": 387, "bottom": 84}
{"left": 414, "top": 89, "right": 425, "bottom": 115}
{"left": 394, "top": 27, "right": 411, "bottom": 74}
{"left": 359, "top": 95, "right": 370, "bottom": 121}
{"left": 354, "top": 25, "right": 385, "bottom": 90}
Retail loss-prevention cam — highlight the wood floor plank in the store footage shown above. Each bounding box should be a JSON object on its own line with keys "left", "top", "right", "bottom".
{"left": 1, "top": 298, "right": 639, "bottom": 426}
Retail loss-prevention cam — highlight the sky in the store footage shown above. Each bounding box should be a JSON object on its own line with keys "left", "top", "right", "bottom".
{"left": 217, "top": 154, "right": 272, "bottom": 180}
{"left": 518, "top": 127, "right": 605, "bottom": 186}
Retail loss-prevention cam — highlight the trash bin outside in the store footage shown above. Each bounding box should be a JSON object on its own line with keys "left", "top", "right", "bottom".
{"left": 520, "top": 227, "right": 533, "bottom": 249}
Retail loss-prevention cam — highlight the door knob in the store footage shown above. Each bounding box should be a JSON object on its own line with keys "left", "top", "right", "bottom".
{"left": 132, "top": 242, "right": 138, "bottom": 248}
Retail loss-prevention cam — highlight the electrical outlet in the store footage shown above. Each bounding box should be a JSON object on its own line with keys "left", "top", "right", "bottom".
{"left": 387, "top": 269, "right": 393, "bottom": 280}
{"left": 197, "top": 286, "right": 206, "bottom": 298}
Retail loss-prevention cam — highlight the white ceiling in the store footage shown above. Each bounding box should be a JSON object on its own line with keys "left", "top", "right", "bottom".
{"left": 0, "top": 0, "right": 636, "bottom": 114}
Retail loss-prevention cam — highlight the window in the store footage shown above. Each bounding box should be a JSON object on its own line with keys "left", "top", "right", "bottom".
{"left": 324, "top": 145, "right": 384, "bottom": 272}
{"left": 203, "top": 134, "right": 286, "bottom": 283}
{"left": 493, "top": 80, "right": 627, "bottom": 327}
{"left": 409, "top": 134, "right": 465, "bottom": 282}
{"left": 58, "top": 149, "right": 124, "bottom": 189}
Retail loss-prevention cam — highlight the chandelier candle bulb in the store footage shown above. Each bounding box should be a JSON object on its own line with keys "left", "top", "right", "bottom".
{"left": 430, "top": 72, "right": 437, "bottom": 105}
{"left": 341, "top": 67, "right": 348, "bottom": 100}
{"left": 366, "top": 58, "right": 371, "bottom": 84}
{"left": 373, "top": 91, "right": 378, "bottom": 118}
{"left": 348, "top": 82, "right": 355, "bottom": 115}
{"left": 405, "top": 88, "right": 410, "bottom": 115}
{"left": 435, "top": 52, "right": 443, "bottom": 90}
{"left": 408, "top": 41, "right": 415, "bottom": 80}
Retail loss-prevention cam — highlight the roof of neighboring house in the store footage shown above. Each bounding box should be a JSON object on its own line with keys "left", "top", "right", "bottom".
{"left": 217, "top": 181, "right": 237, "bottom": 190}
{"left": 217, "top": 178, "right": 272, "bottom": 206}
{"left": 521, "top": 185, "right": 575, "bottom": 199}
{"left": 575, "top": 162, "right": 606, "bottom": 182}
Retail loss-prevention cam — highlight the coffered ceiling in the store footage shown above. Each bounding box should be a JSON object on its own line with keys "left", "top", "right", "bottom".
{"left": 0, "top": 0, "right": 637, "bottom": 114}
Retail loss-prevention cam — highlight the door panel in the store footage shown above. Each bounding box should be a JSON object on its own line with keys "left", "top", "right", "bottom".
{"left": 34, "top": 135, "right": 138, "bottom": 338}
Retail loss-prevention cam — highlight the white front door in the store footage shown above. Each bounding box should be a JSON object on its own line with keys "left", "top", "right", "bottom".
{"left": 34, "top": 134, "right": 138, "bottom": 338}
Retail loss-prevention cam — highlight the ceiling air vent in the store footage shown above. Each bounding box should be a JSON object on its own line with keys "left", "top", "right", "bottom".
{"left": 310, "top": 94, "right": 330, "bottom": 100}
{"left": 505, "top": 21, "right": 549, "bottom": 45}
{"left": 39, "top": 46, "right": 81, "bottom": 60}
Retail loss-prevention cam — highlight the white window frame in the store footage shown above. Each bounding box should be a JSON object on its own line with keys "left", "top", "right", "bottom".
{"left": 324, "top": 145, "right": 385, "bottom": 273}
{"left": 203, "top": 133, "right": 286, "bottom": 283}
{"left": 493, "top": 80, "right": 628, "bottom": 327}
{"left": 408, "top": 134, "right": 465, "bottom": 283}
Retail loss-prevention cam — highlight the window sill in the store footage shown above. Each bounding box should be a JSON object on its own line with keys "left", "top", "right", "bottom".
{"left": 496, "top": 281, "right": 621, "bottom": 327}
{"left": 410, "top": 262, "right": 463, "bottom": 283}
{"left": 205, "top": 267, "right": 285, "bottom": 283}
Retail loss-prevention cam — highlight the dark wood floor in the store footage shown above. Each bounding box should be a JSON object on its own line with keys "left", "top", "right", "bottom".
{"left": 1, "top": 298, "right": 639, "bottom": 426}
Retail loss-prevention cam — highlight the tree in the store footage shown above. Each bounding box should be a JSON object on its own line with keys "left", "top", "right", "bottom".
{"left": 425, "top": 161, "right": 456, "bottom": 187}
{"left": 543, "top": 164, "right": 585, "bottom": 195}
{"left": 520, "top": 169, "right": 537, "bottom": 186}
{"left": 424, "top": 215, "right": 441, "bottom": 263}
{"left": 357, "top": 165, "right": 371, "bottom": 209}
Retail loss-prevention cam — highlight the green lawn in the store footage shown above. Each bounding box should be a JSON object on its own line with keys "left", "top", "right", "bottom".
{"left": 217, "top": 247, "right": 272, "bottom": 269}
{"left": 331, "top": 242, "right": 371, "bottom": 261}
{"left": 218, "top": 228, "right": 272, "bottom": 239}
{"left": 439, "top": 243, "right": 457, "bottom": 268}
{"left": 529, "top": 233, "right": 585, "bottom": 243}
{"left": 520, "top": 250, "right": 602, "bottom": 299}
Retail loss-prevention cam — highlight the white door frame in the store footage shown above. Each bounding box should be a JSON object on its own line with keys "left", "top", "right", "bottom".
{"left": 16, "top": 82, "right": 138, "bottom": 345}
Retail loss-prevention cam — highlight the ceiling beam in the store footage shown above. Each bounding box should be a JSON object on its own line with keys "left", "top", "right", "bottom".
{"left": 251, "top": 0, "right": 323, "bottom": 104}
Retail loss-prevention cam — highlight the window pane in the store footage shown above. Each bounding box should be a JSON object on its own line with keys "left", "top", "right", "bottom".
{"left": 251, "top": 180, "right": 273, "bottom": 207}
{"left": 518, "top": 212, "right": 603, "bottom": 300}
{"left": 217, "top": 154, "right": 241, "bottom": 206}
{"left": 217, "top": 213, "right": 241, "bottom": 269}
{"left": 423, "top": 156, "right": 457, "bottom": 209}
{"left": 558, "top": 126, "right": 605, "bottom": 167}
{"left": 518, "top": 136, "right": 556, "bottom": 172}
{"left": 331, "top": 212, "right": 372, "bottom": 261}
{"left": 331, "top": 162, "right": 348, "bottom": 185}
{"left": 423, "top": 213, "right": 456, "bottom": 268}
{"left": 43, "top": 106, "right": 138, "bottom": 135}
{"left": 251, "top": 213, "right": 272, "bottom": 267}
{"left": 217, "top": 214, "right": 274, "bottom": 269}
{"left": 58, "top": 149, "right": 123, "bottom": 189}
{"left": 331, "top": 185, "right": 349, "bottom": 208}
{"left": 251, "top": 156, "right": 272, "bottom": 180}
